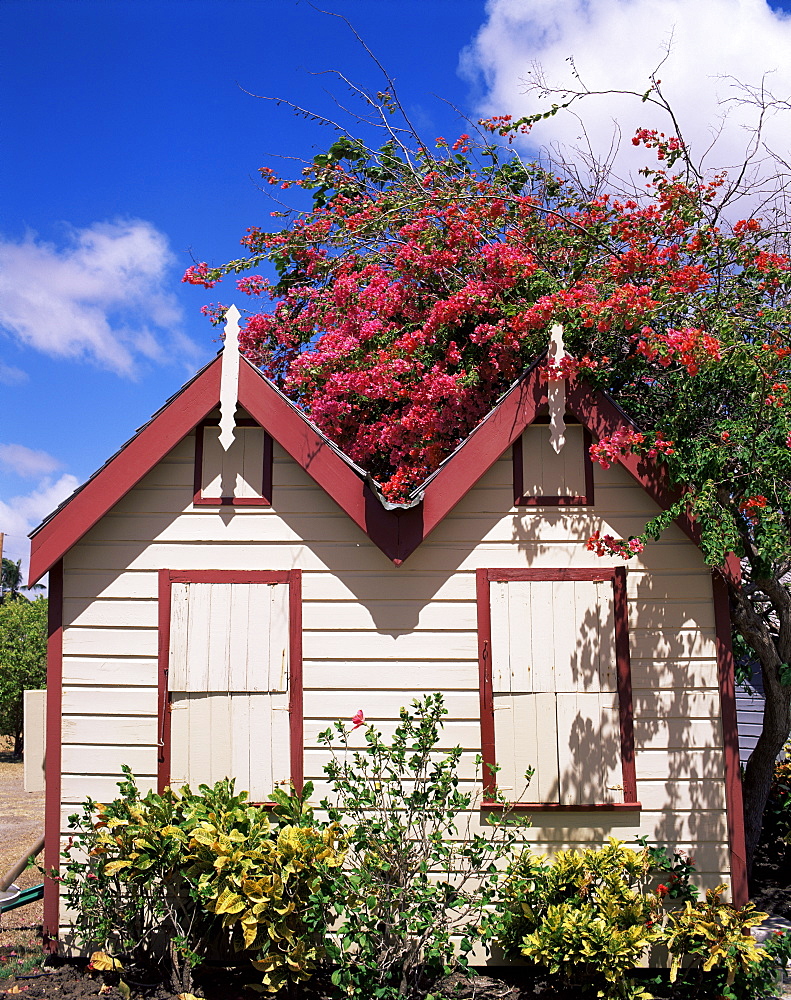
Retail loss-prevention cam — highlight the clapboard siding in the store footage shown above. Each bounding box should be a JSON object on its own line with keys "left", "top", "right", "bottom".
{"left": 302, "top": 690, "right": 480, "bottom": 718}
{"left": 302, "top": 600, "right": 478, "bottom": 631}
{"left": 62, "top": 687, "right": 156, "bottom": 715}
{"left": 63, "top": 595, "right": 716, "bottom": 634}
{"left": 63, "top": 539, "right": 709, "bottom": 574}
{"left": 735, "top": 663, "right": 766, "bottom": 765}
{"left": 61, "top": 775, "right": 157, "bottom": 804}
{"left": 56, "top": 430, "right": 734, "bottom": 901}
{"left": 63, "top": 599, "right": 158, "bottom": 628}
{"left": 303, "top": 661, "right": 479, "bottom": 689}
{"left": 62, "top": 628, "right": 158, "bottom": 657}
{"left": 61, "top": 744, "right": 156, "bottom": 775}
{"left": 61, "top": 715, "right": 157, "bottom": 744}
{"left": 62, "top": 657, "right": 156, "bottom": 686}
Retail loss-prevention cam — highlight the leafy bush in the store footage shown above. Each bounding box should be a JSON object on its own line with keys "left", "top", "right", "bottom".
{"left": 740, "top": 928, "right": 791, "bottom": 1000}
{"left": 498, "top": 841, "right": 773, "bottom": 1000}
{"left": 0, "top": 595, "right": 46, "bottom": 754}
{"left": 61, "top": 705, "right": 776, "bottom": 1000}
{"left": 499, "top": 840, "right": 659, "bottom": 999}
{"left": 761, "top": 749, "right": 791, "bottom": 847}
{"left": 313, "top": 693, "right": 530, "bottom": 1000}
{"left": 61, "top": 770, "right": 342, "bottom": 993}
{"left": 187, "top": 792, "right": 343, "bottom": 993}
{"left": 639, "top": 839, "right": 699, "bottom": 903}
{"left": 662, "top": 885, "right": 768, "bottom": 998}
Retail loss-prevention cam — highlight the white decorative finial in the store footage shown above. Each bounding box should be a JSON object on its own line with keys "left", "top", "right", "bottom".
{"left": 219, "top": 305, "right": 241, "bottom": 452}
{"left": 548, "top": 323, "right": 567, "bottom": 454}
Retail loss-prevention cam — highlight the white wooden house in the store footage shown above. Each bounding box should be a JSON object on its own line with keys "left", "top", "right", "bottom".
{"left": 29, "top": 324, "right": 747, "bottom": 945}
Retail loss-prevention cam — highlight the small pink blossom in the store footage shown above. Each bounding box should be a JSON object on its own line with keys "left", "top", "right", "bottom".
{"left": 351, "top": 709, "right": 365, "bottom": 729}
{"left": 182, "top": 262, "right": 219, "bottom": 289}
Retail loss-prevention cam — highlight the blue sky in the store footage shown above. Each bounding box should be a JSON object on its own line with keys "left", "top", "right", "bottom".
{"left": 3, "top": 0, "right": 791, "bottom": 576}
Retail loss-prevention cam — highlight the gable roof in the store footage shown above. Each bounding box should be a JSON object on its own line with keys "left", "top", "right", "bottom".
{"left": 29, "top": 351, "right": 733, "bottom": 583}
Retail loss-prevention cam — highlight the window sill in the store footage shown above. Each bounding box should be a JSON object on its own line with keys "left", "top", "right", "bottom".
{"left": 193, "top": 496, "right": 272, "bottom": 507}
{"left": 481, "top": 800, "right": 642, "bottom": 812}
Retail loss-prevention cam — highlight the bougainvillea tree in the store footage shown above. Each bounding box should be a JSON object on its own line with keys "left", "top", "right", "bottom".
{"left": 184, "top": 86, "right": 791, "bottom": 872}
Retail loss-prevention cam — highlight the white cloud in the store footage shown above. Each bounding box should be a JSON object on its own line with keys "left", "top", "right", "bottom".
{"left": 0, "top": 444, "right": 62, "bottom": 478}
{"left": 0, "top": 362, "right": 27, "bottom": 385}
{"left": 463, "top": 0, "right": 791, "bottom": 195}
{"left": 0, "top": 220, "right": 199, "bottom": 377}
{"left": 0, "top": 473, "right": 80, "bottom": 580}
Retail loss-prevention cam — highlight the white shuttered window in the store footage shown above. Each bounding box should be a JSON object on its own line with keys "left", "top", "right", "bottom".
{"left": 514, "top": 423, "right": 592, "bottom": 505}
{"left": 480, "top": 570, "right": 635, "bottom": 807}
{"left": 201, "top": 425, "right": 266, "bottom": 500}
{"left": 167, "top": 580, "right": 291, "bottom": 801}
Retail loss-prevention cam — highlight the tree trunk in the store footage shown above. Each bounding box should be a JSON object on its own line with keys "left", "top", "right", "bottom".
{"left": 742, "top": 693, "right": 791, "bottom": 881}
{"left": 729, "top": 571, "right": 791, "bottom": 881}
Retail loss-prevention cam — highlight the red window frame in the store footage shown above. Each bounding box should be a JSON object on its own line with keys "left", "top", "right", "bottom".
{"left": 156, "top": 569, "right": 303, "bottom": 797}
{"left": 193, "top": 419, "right": 273, "bottom": 506}
{"left": 476, "top": 566, "right": 639, "bottom": 811}
{"left": 512, "top": 421, "right": 595, "bottom": 506}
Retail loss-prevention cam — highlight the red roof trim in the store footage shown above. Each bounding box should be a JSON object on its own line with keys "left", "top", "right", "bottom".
{"left": 29, "top": 357, "right": 223, "bottom": 583}
{"left": 29, "top": 359, "right": 734, "bottom": 577}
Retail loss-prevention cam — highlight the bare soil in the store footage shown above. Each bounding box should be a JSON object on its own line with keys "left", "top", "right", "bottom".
{"left": 0, "top": 743, "right": 44, "bottom": 953}
{"left": 1, "top": 748, "right": 789, "bottom": 999}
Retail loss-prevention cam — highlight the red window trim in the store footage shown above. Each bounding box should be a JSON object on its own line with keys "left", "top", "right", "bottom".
{"left": 476, "top": 567, "right": 639, "bottom": 811}
{"left": 156, "top": 569, "right": 303, "bottom": 797}
{"left": 193, "top": 418, "right": 273, "bottom": 507}
{"left": 512, "top": 421, "right": 595, "bottom": 507}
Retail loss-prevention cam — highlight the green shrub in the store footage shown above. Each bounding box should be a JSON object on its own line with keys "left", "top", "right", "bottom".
{"left": 740, "top": 928, "right": 791, "bottom": 999}
{"left": 61, "top": 770, "right": 342, "bottom": 994}
{"left": 497, "top": 841, "right": 774, "bottom": 1000}
{"left": 313, "top": 692, "right": 530, "bottom": 1000}
{"left": 762, "top": 749, "right": 791, "bottom": 847}
{"left": 0, "top": 595, "right": 47, "bottom": 755}
{"left": 638, "top": 839, "right": 699, "bottom": 903}
{"left": 661, "top": 885, "right": 767, "bottom": 998}
{"left": 186, "top": 797, "right": 343, "bottom": 993}
{"left": 498, "top": 839, "right": 659, "bottom": 999}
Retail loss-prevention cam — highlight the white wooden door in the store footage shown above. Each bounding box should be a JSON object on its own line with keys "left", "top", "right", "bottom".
{"left": 168, "top": 581, "right": 290, "bottom": 801}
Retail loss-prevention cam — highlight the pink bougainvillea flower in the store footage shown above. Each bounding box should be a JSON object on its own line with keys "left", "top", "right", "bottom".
{"left": 351, "top": 709, "right": 365, "bottom": 729}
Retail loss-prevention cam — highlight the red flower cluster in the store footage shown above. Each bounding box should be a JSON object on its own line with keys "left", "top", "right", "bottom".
{"left": 586, "top": 530, "right": 645, "bottom": 559}
{"left": 589, "top": 428, "right": 674, "bottom": 470}
{"left": 765, "top": 383, "right": 788, "bottom": 408}
{"left": 738, "top": 495, "right": 768, "bottom": 524}
{"left": 183, "top": 123, "right": 790, "bottom": 512}
{"left": 182, "top": 262, "right": 220, "bottom": 289}
{"left": 634, "top": 326, "right": 721, "bottom": 375}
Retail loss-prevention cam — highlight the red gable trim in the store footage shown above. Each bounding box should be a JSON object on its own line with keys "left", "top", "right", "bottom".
{"left": 29, "top": 357, "right": 735, "bottom": 578}
{"left": 29, "top": 358, "right": 223, "bottom": 583}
